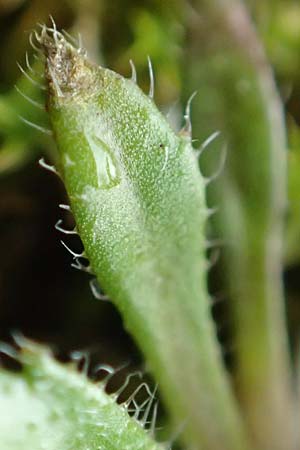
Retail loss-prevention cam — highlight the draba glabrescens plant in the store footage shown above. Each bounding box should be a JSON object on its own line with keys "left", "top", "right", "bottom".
{"left": 0, "top": 19, "right": 297, "bottom": 450}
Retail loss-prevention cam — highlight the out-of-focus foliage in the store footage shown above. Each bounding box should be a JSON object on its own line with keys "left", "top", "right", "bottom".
{"left": 0, "top": 61, "right": 52, "bottom": 174}
{"left": 249, "top": 1, "right": 300, "bottom": 81}
{"left": 286, "top": 121, "right": 300, "bottom": 265}
{"left": 248, "top": 0, "right": 300, "bottom": 266}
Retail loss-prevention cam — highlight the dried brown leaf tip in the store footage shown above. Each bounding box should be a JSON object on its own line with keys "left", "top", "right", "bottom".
{"left": 30, "top": 21, "right": 96, "bottom": 100}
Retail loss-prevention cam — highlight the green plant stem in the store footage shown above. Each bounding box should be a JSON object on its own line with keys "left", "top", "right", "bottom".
{"left": 184, "top": 1, "right": 297, "bottom": 449}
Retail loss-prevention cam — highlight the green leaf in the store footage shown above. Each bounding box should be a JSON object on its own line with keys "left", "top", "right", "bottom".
{"left": 0, "top": 339, "right": 163, "bottom": 450}
{"left": 39, "top": 25, "right": 252, "bottom": 450}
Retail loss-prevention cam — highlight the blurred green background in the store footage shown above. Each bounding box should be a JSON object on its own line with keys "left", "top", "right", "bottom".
{"left": 1, "top": 0, "right": 300, "bottom": 375}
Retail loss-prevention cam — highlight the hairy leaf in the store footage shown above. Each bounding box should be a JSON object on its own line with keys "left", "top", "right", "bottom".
{"left": 0, "top": 340, "right": 163, "bottom": 450}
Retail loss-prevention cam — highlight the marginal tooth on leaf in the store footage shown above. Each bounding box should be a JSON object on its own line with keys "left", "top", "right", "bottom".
{"left": 129, "top": 59, "right": 137, "bottom": 83}
{"left": 60, "top": 240, "right": 85, "bottom": 259}
{"left": 147, "top": 56, "right": 154, "bottom": 99}
{"left": 34, "top": 27, "right": 45, "bottom": 43}
{"left": 55, "top": 219, "right": 77, "bottom": 235}
{"left": 10, "top": 330, "right": 29, "bottom": 349}
{"left": 93, "top": 362, "right": 115, "bottom": 382}
{"left": 71, "top": 258, "right": 93, "bottom": 273}
{"left": 94, "top": 361, "right": 129, "bottom": 388}
{"left": 70, "top": 350, "right": 90, "bottom": 376}
{"left": 114, "top": 371, "right": 142, "bottom": 397}
{"left": 141, "top": 385, "right": 157, "bottom": 427}
{"left": 195, "top": 130, "right": 221, "bottom": 158}
{"left": 89, "top": 278, "right": 109, "bottom": 301}
{"left": 25, "top": 51, "right": 34, "bottom": 73}
{"left": 203, "top": 144, "right": 227, "bottom": 186}
{"left": 0, "top": 342, "right": 18, "bottom": 360}
{"left": 19, "top": 115, "right": 52, "bottom": 135}
{"left": 210, "top": 291, "right": 227, "bottom": 307}
{"left": 59, "top": 203, "right": 71, "bottom": 211}
{"left": 49, "top": 14, "right": 57, "bottom": 35}
{"left": 15, "top": 85, "right": 44, "bottom": 110}
{"left": 150, "top": 401, "right": 159, "bottom": 436}
{"left": 39, "top": 157, "right": 59, "bottom": 175}
{"left": 29, "top": 31, "right": 43, "bottom": 54}
{"left": 206, "top": 248, "right": 221, "bottom": 270}
{"left": 17, "top": 62, "right": 46, "bottom": 90}
{"left": 180, "top": 91, "right": 197, "bottom": 136}
{"left": 25, "top": 51, "right": 43, "bottom": 78}
{"left": 124, "top": 382, "right": 153, "bottom": 408}
{"left": 77, "top": 32, "right": 83, "bottom": 50}
{"left": 206, "top": 206, "right": 219, "bottom": 218}
{"left": 204, "top": 238, "right": 225, "bottom": 249}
